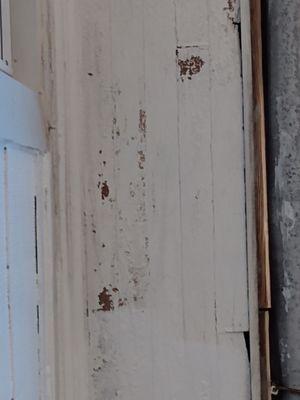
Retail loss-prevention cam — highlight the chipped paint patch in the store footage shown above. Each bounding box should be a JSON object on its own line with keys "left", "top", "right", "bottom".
{"left": 177, "top": 54, "right": 205, "bottom": 81}
{"left": 223, "top": 0, "right": 240, "bottom": 26}
{"left": 137, "top": 110, "right": 147, "bottom": 170}
{"left": 139, "top": 109, "right": 147, "bottom": 135}
{"left": 138, "top": 150, "right": 145, "bottom": 170}
{"left": 101, "top": 181, "right": 110, "bottom": 200}
{"left": 97, "top": 286, "right": 129, "bottom": 312}
{"left": 98, "top": 287, "right": 114, "bottom": 311}
{"left": 224, "top": 0, "right": 234, "bottom": 12}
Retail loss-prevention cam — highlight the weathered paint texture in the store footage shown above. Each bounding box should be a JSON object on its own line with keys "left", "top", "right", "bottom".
{"left": 266, "top": 1, "right": 300, "bottom": 397}
{"left": 45, "top": 0, "right": 251, "bottom": 398}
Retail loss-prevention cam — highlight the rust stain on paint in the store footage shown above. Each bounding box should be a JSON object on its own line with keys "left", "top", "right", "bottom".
{"left": 138, "top": 150, "right": 146, "bottom": 170}
{"left": 97, "top": 286, "right": 129, "bottom": 311}
{"left": 139, "top": 109, "right": 147, "bottom": 134}
{"left": 101, "top": 181, "right": 109, "bottom": 200}
{"left": 98, "top": 287, "right": 114, "bottom": 311}
{"left": 137, "top": 109, "right": 147, "bottom": 170}
{"left": 177, "top": 54, "right": 205, "bottom": 81}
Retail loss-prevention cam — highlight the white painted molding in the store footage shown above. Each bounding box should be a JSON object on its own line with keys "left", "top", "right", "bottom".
{"left": 0, "top": 0, "right": 12, "bottom": 74}
{"left": 240, "top": 0, "right": 261, "bottom": 399}
{"left": 0, "top": 71, "right": 46, "bottom": 151}
{"left": 39, "top": 0, "right": 90, "bottom": 398}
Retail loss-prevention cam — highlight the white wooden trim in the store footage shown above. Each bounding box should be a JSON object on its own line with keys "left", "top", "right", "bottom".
{"left": 240, "top": 1, "right": 261, "bottom": 399}
{"left": 0, "top": 0, "right": 12, "bottom": 74}
{"left": 0, "top": 59, "right": 12, "bottom": 75}
{"left": 36, "top": 153, "right": 56, "bottom": 400}
{"left": 0, "top": 72, "right": 46, "bottom": 151}
{"left": 38, "top": 0, "right": 90, "bottom": 398}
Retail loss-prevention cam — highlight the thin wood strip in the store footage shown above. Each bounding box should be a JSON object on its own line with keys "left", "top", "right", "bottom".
{"left": 259, "top": 311, "right": 272, "bottom": 400}
{"left": 250, "top": 1, "right": 272, "bottom": 399}
{"left": 250, "top": 0, "right": 271, "bottom": 311}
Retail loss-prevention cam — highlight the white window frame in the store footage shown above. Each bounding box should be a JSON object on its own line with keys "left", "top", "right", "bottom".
{"left": 0, "top": 0, "right": 12, "bottom": 74}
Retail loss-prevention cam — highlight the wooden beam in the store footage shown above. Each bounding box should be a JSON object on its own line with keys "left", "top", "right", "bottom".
{"left": 250, "top": 0, "right": 271, "bottom": 310}
{"left": 251, "top": 0, "right": 272, "bottom": 400}
{"left": 250, "top": 0, "right": 272, "bottom": 399}
{"left": 259, "top": 311, "right": 272, "bottom": 400}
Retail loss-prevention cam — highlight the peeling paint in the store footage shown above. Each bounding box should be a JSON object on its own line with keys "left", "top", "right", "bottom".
{"left": 97, "top": 287, "right": 130, "bottom": 312}
{"left": 224, "top": 0, "right": 234, "bottom": 12}
{"left": 177, "top": 53, "right": 205, "bottom": 81}
{"left": 98, "top": 287, "right": 114, "bottom": 311}
{"left": 223, "top": 0, "right": 240, "bottom": 26}
{"left": 101, "top": 181, "right": 110, "bottom": 200}
{"left": 138, "top": 150, "right": 145, "bottom": 170}
{"left": 139, "top": 109, "right": 147, "bottom": 134}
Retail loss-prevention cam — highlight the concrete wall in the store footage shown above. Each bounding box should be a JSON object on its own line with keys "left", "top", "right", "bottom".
{"left": 41, "top": 0, "right": 256, "bottom": 398}
{"left": 266, "top": 1, "right": 300, "bottom": 397}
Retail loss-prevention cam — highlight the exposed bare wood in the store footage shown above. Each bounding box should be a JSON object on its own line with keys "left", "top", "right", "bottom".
{"left": 250, "top": 0, "right": 271, "bottom": 310}
{"left": 259, "top": 311, "right": 272, "bottom": 400}
{"left": 250, "top": 1, "right": 271, "bottom": 399}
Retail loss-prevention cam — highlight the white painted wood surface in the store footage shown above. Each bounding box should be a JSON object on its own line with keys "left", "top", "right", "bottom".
{"left": 0, "top": 145, "right": 43, "bottom": 400}
{"left": 6, "top": 147, "right": 40, "bottom": 400}
{"left": 10, "top": 0, "right": 42, "bottom": 90}
{"left": 0, "top": 0, "right": 12, "bottom": 74}
{"left": 0, "top": 72, "right": 48, "bottom": 399}
{"left": 240, "top": 0, "right": 261, "bottom": 398}
{"left": 0, "top": 71, "right": 46, "bottom": 151}
{"left": 44, "top": 0, "right": 254, "bottom": 398}
{"left": 0, "top": 147, "right": 13, "bottom": 399}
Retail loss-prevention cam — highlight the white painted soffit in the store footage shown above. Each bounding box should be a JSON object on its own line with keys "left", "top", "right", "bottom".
{"left": 0, "top": 71, "right": 46, "bottom": 152}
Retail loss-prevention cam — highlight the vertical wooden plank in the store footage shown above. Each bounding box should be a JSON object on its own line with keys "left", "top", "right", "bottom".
{"left": 259, "top": 311, "right": 271, "bottom": 400}
{"left": 250, "top": 0, "right": 270, "bottom": 310}
{"left": 175, "top": 3, "right": 249, "bottom": 399}
{"left": 240, "top": 0, "right": 262, "bottom": 398}
{"left": 143, "top": 2, "right": 194, "bottom": 397}
{"left": 6, "top": 147, "right": 40, "bottom": 400}
{"left": 250, "top": 1, "right": 271, "bottom": 398}
{"left": 176, "top": 43, "right": 216, "bottom": 337}
{"left": 208, "top": 0, "right": 248, "bottom": 333}
{"left": 82, "top": 1, "right": 156, "bottom": 397}
{"left": 80, "top": 1, "right": 187, "bottom": 398}
{"left": 174, "top": 0, "right": 208, "bottom": 46}
{"left": 34, "top": 152, "right": 56, "bottom": 400}
{"left": 0, "top": 146, "right": 13, "bottom": 400}
{"left": 217, "top": 333, "right": 250, "bottom": 399}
